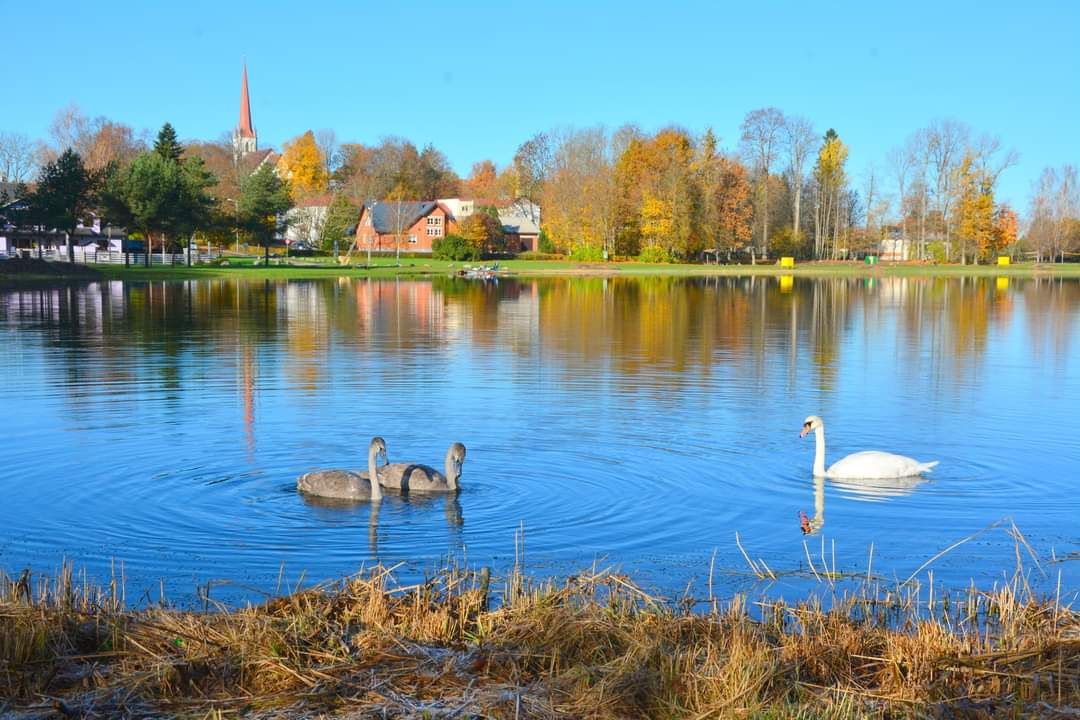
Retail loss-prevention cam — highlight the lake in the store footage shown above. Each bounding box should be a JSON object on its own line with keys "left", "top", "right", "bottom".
{"left": 1, "top": 274, "right": 1078, "bottom": 605}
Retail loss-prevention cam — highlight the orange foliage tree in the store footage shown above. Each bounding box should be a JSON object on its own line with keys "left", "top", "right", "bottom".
{"left": 992, "top": 204, "right": 1018, "bottom": 256}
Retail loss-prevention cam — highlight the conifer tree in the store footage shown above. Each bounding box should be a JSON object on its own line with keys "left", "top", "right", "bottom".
{"left": 29, "top": 149, "right": 98, "bottom": 262}
{"left": 154, "top": 123, "right": 183, "bottom": 163}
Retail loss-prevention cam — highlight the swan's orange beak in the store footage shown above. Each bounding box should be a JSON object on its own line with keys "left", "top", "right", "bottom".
{"left": 800, "top": 423, "right": 811, "bottom": 438}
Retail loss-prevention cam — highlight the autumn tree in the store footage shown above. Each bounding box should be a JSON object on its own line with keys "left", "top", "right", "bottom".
{"left": 0, "top": 132, "right": 38, "bottom": 182}
{"left": 713, "top": 157, "right": 754, "bottom": 253}
{"left": 992, "top": 204, "right": 1018, "bottom": 257}
{"left": 277, "top": 130, "right": 329, "bottom": 199}
{"left": 740, "top": 107, "right": 784, "bottom": 254}
{"left": 782, "top": 114, "right": 816, "bottom": 240}
{"left": 315, "top": 128, "right": 341, "bottom": 175}
{"left": 333, "top": 138, "right": 459, "bottom": 203}
{"left": 457, "top": 205, "right": 505, "bottom": 254}
{"left": 512, "top": 133, "right": 551, "bottom": 223}
{"left": 1027, "top": 165, "right": 1079, "bottom": 262}
{"left": 954, "top": 154, "right": 994, "bottom": 263}
{"left": 44, "top": 104, "right": 144, "bottom": 170}
{"left": 812, "top": 129, "right": 850, "bottom": 258}
{"left": 465, "top": 160, "right": 500, "bottom": 200}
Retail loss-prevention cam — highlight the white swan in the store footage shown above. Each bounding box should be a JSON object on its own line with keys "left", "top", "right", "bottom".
{"left": 297, "top": 437, "right": 387, "bottom": 501}
{"left": 800, "top": 416, "right": 938, "bottom": 479}
{"left": 377, "top": 442, "right": 465, "bottom": 493}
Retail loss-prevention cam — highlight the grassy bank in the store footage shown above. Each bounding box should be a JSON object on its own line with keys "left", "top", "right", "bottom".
{"left": 4, "top": 255, "right": 1080, "bottom": 283}
{"left": 2, "top": 562, "right": 1076, "bottom": 719}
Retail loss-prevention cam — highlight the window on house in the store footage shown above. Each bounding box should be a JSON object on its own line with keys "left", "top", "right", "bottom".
{"left": 408, "top": 235, "right": 417, "bottom": 244}
{"left": 427, "top": 216, "right": 443, "bottom": 226}
{"left": 427, "top": 227, "right": 442, "bottom": 237}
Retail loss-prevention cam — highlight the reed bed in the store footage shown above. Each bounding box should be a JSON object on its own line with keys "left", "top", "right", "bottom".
{"left": 1, "top": 557, "right": 1077, "bottom": 719}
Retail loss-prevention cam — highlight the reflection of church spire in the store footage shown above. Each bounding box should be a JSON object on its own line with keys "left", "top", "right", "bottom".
{"left": 242, "top": 347, "right": 256, "bottom": 455}
{"left": 233, "top": 64, "right": 257, "bottom": 158}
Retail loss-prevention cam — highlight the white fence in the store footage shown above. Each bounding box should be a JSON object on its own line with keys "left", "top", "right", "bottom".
{"left": 36, "top": 247, "right": 220, "bottom": 265}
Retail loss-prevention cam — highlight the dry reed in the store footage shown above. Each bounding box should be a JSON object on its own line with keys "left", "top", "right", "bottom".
{"left": 1, "top": 553, "right": 1077, "bottom": 719}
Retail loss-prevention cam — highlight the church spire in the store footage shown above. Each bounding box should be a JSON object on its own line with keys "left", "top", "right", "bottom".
{"left": 233, "top": 63, "right": 257, "bottom": 157}
{"left": 238, "top": 64, "right": 254, "bottom": 139}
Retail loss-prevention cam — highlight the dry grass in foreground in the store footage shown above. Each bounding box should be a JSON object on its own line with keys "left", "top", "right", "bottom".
{"left": 1, "top": 561, "right": 1078, "bottom": 719}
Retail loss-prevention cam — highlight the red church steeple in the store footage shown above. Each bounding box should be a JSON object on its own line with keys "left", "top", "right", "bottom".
{"left": 238, "top": 64, "right": 255, "bottom": 139}
{"left": 233, "top": 64, "right": 257, "bottom": 157}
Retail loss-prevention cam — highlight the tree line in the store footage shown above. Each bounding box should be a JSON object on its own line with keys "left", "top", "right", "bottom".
{"left": 3, "top": 104, "right": 1078, "bottom": 263}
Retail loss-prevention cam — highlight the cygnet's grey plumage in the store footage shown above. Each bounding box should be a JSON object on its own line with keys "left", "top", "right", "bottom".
{"left": 297, "top": 437, "right": 386, "bottom": 501}
{"left": 378, "top": 442, "right": 466, "bottom": 493}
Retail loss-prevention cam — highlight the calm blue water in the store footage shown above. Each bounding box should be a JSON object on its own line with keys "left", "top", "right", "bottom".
{"left": 1, "top": 275, "right": 1077, "bottom": 605}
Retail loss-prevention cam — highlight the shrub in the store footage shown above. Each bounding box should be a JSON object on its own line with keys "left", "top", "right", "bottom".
{"left": 927, "top": 241, "right": 948, "bottom": 264}
{"left": 538, "top": 228, "right": 556, "bottom": 254}
{"left": 433, "top": 234, "right": 480, "bottom": 261}
{"left": 637, "top": 245, "right": 673, "bottom": 263}
{"left": 569, "top": 245, "right": 606, "bottom": 262}
{"left": 769, "top": 228, "right": 809, "bottom": 259}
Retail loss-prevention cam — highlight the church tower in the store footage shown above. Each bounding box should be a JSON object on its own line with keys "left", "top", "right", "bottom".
{"left": 232, "top": 64, "right": 257, "bottom": 158}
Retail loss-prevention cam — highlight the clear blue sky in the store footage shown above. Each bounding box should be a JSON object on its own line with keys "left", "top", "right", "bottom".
{"left": 4, "top": 0, "right": 1078, "bottom": 209}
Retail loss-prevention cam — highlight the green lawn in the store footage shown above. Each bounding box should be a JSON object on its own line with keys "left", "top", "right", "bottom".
{"left": 6, "top": 255, "right": 1080, "bottom": 282}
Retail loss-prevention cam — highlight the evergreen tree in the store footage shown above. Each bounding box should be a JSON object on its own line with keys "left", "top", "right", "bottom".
{"left": 29, "top": 149, "right": 98, "bottom": 262}
{"left": 110, "top": 151, "right": 218, "bottom": 266}
{"left": 318, "top": 192, "right": 358, "bottom": 253}
{"left": 119, "top": 152, "right": 181, "bottom": 266}
{"left": 239, "top": 163, "right": 292, "bottom": 263}
{"left": 154, "top": 123, "right": 183, "bottom": 163}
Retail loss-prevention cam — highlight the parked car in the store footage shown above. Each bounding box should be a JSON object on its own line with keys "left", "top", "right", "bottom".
{"left": 288, "top": 241, "right": 316, "bottom": 256}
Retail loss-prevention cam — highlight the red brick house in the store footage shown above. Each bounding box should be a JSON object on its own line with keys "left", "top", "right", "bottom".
{"left": 354, "top": 201, "right": 452, "bottom": 254}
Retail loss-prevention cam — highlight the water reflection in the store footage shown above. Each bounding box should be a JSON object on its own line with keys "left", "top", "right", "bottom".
{"left": 4, "top": 276, "right": 1076, "bottom": 399}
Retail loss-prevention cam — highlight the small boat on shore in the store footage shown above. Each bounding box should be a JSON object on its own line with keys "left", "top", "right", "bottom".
{"left": 458, "top": 263, "right": 502, "bottom": 280}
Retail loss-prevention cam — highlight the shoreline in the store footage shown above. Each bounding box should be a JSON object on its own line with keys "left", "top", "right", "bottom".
{"left": 3, "top": 257, "right": 1080, "bottom": 283}
{"left": 2, "top": 561, "right": 1076, "bottom": 718}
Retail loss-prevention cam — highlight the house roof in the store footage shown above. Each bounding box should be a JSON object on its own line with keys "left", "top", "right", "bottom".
{"left": 294, "top": 194, "right": 333, "bottom": 208}
{"left": 362, "top": 201, "right": 437, "bottom": 234}
{"left": 498, "top": 205, "right": 541, "bottom": 235}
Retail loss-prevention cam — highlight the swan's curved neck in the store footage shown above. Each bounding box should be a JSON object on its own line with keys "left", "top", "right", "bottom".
{"left": 444, "top": 449, "right": 458, "bottom": 490}
{"left": 368, "top": 447, "right": 383, "bottom": 500}
{"left": 813, "top": 426, "right": 826, "bottom": 477}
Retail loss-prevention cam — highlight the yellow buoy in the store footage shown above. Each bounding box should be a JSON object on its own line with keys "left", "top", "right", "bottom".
{"left": 997, "top": 256, "right": 1011, "bottom": 266}
{"left": 780, "top": 256, "right": 795, "bottom": 268}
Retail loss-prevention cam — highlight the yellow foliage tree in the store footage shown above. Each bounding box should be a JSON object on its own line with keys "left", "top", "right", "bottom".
{"left": 640, "top": 195, "right": 674, "bottom": 248}
{"left": 956, "top": 155, "right": 995, "bottom": 262}
{"left": 277, "top": 130, "right": 328, "bottom": 199}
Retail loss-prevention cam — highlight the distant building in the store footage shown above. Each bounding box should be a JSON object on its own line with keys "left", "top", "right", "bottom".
{"left": 880, "top": 228, "right": 912, "bottom": 262}
{"left": 284, "top": 195, "right": 331, "bottom": 246}
{"left": 436, "top": 198, "right": 476, "bottom": 220}
{"left": 498, "top": 200, "right": 541, "bottom": 252}
{"left": 355, "top": 201, "right": 450, "bottom": 254}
